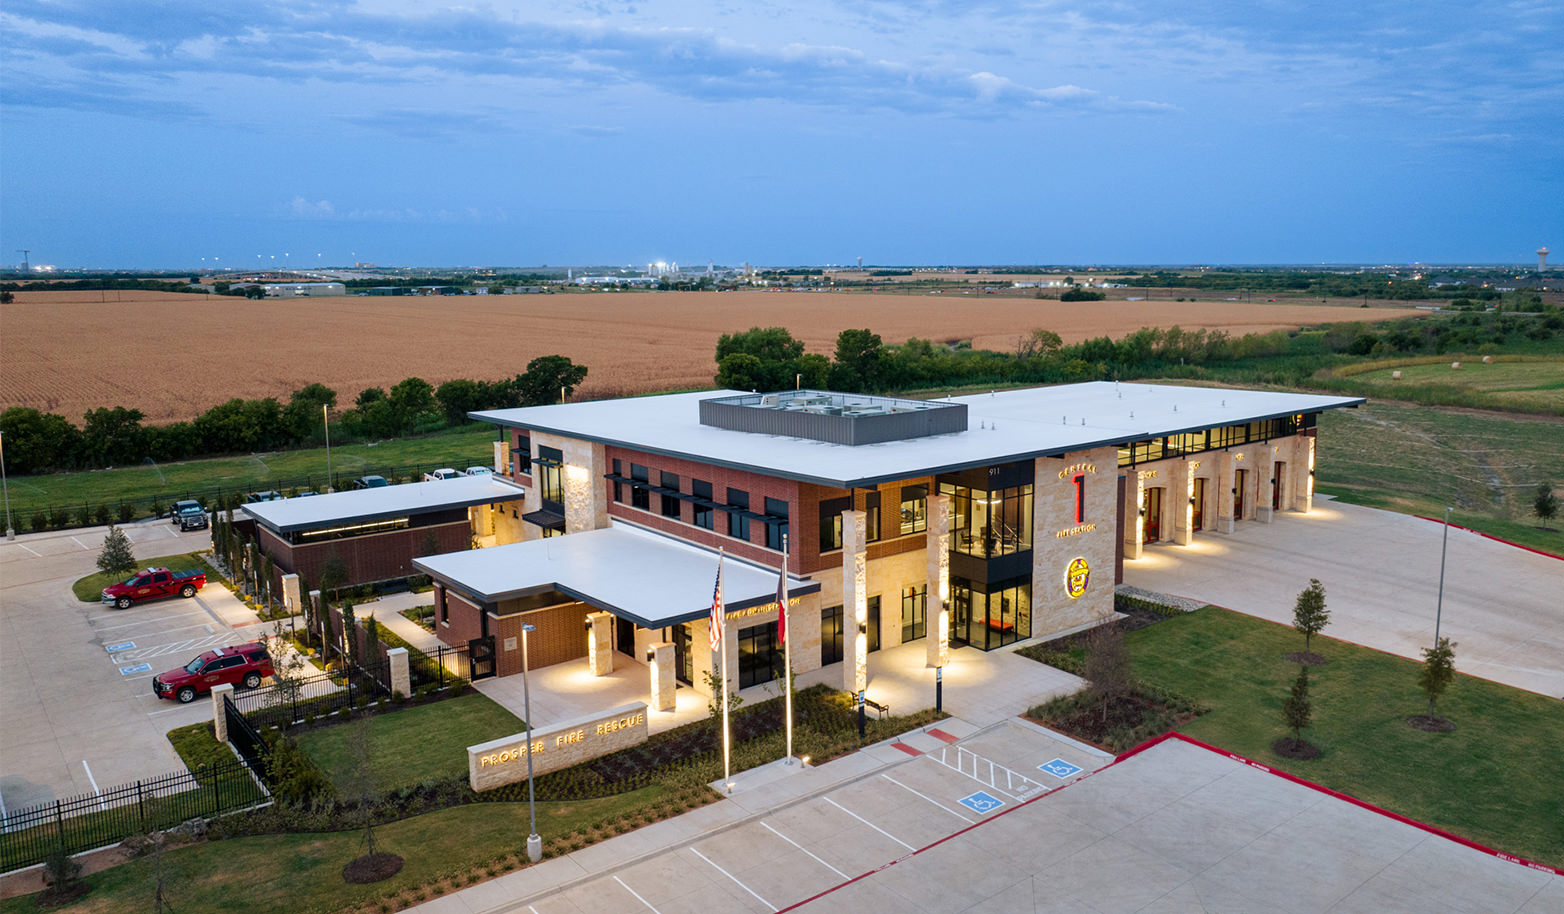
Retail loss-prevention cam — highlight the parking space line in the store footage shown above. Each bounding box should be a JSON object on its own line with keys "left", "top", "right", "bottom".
{"left": 70, "top": 536, "right": 91, "bottom": 550}
{"left": 822, "top": 796, "right": 914, "bottom": 850}
{"left": 880, "top": 774, "right": 974, "bottom": 824}
{"left": 96, "top": 610, "right": 211, "bottom": 632}
{"left": 689, "top": 846, "right": 777, "bottom": 912}
{"left": 612, "top": 875, "right": 664, "bottom": 913}
{"left": 928, "top": 746, "right": 1047, "bottom": 799}
{"left": 760, "top": 821, "right": 848, "bottom": 878}
{"left": 14, "top": 542, "right": 40, "bottom": 557}
{"left": 82, "top": 761, "right": 102, "bottom": 807}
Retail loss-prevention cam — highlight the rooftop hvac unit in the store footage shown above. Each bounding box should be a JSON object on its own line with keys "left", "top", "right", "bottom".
{"left": 760, "top": 394, "right": 780, "bottom": 406}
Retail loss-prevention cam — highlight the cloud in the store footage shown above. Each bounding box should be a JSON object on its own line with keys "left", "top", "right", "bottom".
{"left": 568, "top": 124, "right": 625, "bottom": 136}
{"left": 290, "top": 196, "right": 335, "bottom": 218}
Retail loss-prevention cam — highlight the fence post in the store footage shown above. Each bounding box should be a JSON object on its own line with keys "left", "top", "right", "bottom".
{"left": 388, "top": 647, "right": 410, "bottom": 697}
{"left": 212, "top": 683, "right": 234, "bottom": 743}
{"left": 55, "top": 800, "right": 66, "bottom": 854}
{"left": 137, "top": 780, "right": 145, "bottom": 830}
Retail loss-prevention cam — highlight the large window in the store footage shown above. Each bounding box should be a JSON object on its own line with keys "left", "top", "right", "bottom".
{"left": 865, "top": 491, "right": 881, "bottom": 542}
{"left": 537, "top": 446, "right": 563, "bottom": 507}
{"left": 940, "top": 482, "right": 1033, "bottom": 558}
{"left": 820, "top": 605, "right": 844, "bottom": 665}
{"left": 900, "top": 485, "right": 927, "bottom": 535}
{"left": 1117, "top": 415, "right": 1309, "bottom": 467}
{"left": 738, "top": 622, "right": 781, "bottom": 689}
{"left": 901, "top": 585, "right": 926, "bottom": 642}
{"left": 611, "top": 459, "right": 623, "bottom": 503}
{"left": 727, "top": 489, "right": 750, "bottom": 541}
{"left": 692, "top": 479, "right": 714, "bottom": 530}
{"left": 764, "top": 496, "right": 789, "bottom": 551}
{"left": 866, "top": 595, "right": 881, "bottom": 653}
{"left": 818, "top": 496, "right": 850, "bottom": 551}
{"left": 950, "top": 577, "right": 1031, "bottom": 650}
{"left": 660, "top": 471, "right": 681, "bottom": 519}
{"left": 630, "top": 464, "right": 651, "bottom": 510}
{"left": 515, "top": 434, "right": 532, "bottom": 474}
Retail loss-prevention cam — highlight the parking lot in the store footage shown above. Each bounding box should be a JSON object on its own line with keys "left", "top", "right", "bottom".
{"left": 0, "top": 520, "right": 264, "bottom": 816}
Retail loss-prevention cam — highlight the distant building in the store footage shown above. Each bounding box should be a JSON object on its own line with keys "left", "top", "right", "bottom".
{"left": 261, "top": 282, "right": 346, "bottom": 298}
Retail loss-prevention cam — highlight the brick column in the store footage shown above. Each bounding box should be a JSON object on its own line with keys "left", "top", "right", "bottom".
{"left": 1256, "top": 447, "right": 1276, "bottom": 524}
{"left": 648, "top": 642, "right": 675, "bottom": 711}
{"left": 925, "top": 494, "right": 951, "bottom": 669}
{"left": 281, "top": 574, "right": 301, "bottom": 618}
{"left": 1172, "top": 459, "right": 1194, "bottom": 545}
{"left": 842, "top": 509, "right": 867, "bottom": 694}
{"left": 211, "top": 683, "right": 234, "bottom": 743}
{"left": 1214, "top": 451, "right": 1236, "bottom": 533}
{"left": 587, "top": 611, "right": 614, "bottom": 676}
{"left": 388, "top": 647, "right": 410, "bottom": 697}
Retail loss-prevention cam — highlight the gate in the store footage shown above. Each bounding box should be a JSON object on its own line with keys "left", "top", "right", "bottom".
{"left": 468, "top": 636, "right": 496, "bottom": 680}
{"left": 224, "top": 694, "right": 272, "bottom": 786}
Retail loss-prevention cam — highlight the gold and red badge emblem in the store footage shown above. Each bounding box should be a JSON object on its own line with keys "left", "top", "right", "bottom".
{"left": 1065, "top": 557, "right": 1090, "bottom": 599}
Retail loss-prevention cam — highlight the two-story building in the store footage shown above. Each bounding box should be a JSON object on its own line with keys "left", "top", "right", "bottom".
{"left": 413, "top": 382, "right": 1360, "bottom": 709}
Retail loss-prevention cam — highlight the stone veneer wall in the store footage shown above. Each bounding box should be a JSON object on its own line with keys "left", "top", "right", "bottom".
{"left": 1031, "top": 447, "right": 1118, "bottom": 639}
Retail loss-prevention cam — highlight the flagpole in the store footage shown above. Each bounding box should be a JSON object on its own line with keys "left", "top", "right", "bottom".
{"left": 783, "top": 533, "right": 794, "bottom": 766}
{"left": 718, "top": 551, "right": 732, "bottom": 793}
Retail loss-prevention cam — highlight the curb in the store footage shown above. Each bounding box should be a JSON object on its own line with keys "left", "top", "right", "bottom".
{"left": 1415, "top": 515, "right": 1563, "bottom": 561}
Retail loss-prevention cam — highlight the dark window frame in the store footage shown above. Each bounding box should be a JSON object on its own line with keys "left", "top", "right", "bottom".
{"left": 899, "top": 484, "right": 928, "bottom": 536}
{"left": 692, "top": 479, "right": 714, "bottom": 530}
{"left": 660, "top": 471, "right": 682, "bottom": 519}
{"left": 630, "top": 464, "right": 651, "bottom": 511}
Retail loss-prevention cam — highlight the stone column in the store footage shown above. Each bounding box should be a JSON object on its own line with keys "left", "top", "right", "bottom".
{"left": 1214, "top": 451, "right": 1236, "bottom": 533}
{"left": 1256, "top": 447, "right": 1276, "bottom": 524}
{"left": 560, "top": 439, "right": 610, "bottom": 534}
{"left": 388, "top": 647, "right": 410, "bottom": 697}
{"left": 1123, "top": 470, "right": 1145, "bottom": 559}
{"left": 842, "top": 509, "right": 867, "bottom": 694}
{"left": 925, "top": 494, "right": 951, "bottom": 669}
{"left": 1296, "top": 436, "right": 1315, "bottom": 513}
{"left": 493, "top": 439, "right": 510, "bottom": 475}
{"left": 692, "top": 618, "right": 716, "bottom": 696}
{"left": 648, "top": 642, "right": 675, "bottom": 711}
{"left": 1172, "top": 459, "right": 1194, "bottom": 545}
{"left": 211, "top": 683, "right": 234, "bottom": 743}
{"left": 587, "top": 611, "right": 614, "bottom": 676}
{"left": 281, "top": 574, "right": 301, "bottom": 618}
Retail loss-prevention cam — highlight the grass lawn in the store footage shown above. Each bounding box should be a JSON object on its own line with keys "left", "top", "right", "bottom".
{"left": 7, "top": 424, "right": 500, "bottom": 518}
{"left": 1126, "top": 607, "right": 1564, "bottom": 867}
{"left": 1317, "top": 400, "right": 1564, "bottom": 557}
{"left": 0, "top": 788, "right": 667, "bottom": 914}
{"left": 295, "top": 693, "right": 525, "bottom": 793}
{"left": 1334, "top": 355, "right": 1564, "bottom": 414}
{"left": 70, "top": 551, "right": 211, "bottom": 601}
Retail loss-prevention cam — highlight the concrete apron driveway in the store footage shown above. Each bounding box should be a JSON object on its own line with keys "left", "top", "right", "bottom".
{"left": 0, "top": 521, "right": 261, "bottom": 817}
{"left": 1124, "top": 497, "right": 1564, "bottom": 698}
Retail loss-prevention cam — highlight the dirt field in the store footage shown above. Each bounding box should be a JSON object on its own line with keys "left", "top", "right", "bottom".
{"left": 0, "top": 289, "right": 1419, "bottom": 423}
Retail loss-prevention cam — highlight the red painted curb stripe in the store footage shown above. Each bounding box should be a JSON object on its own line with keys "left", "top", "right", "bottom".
{"left": 927, "top": 728, "right": 960, "bottom": 744}
{"left": 1155, "top": 732, "right": 1564, "bottom": 877}
{"left": 1415, "top": 515, "right": 1564, "bottom": 561}
{"left": 889, "top": 742, "right": 921, "bottom": 757}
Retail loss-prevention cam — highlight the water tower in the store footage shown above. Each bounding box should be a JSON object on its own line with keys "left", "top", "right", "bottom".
{"left": 1539, "top": 247, "right": 1550, "bottom": 270}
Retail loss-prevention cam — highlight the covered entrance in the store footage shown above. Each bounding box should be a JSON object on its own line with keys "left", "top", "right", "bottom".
{"left": 1143, "top": 486, "right": 1164, "bottom": 542}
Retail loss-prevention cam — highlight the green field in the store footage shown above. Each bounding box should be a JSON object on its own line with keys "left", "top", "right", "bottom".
{"left": 1334, "top": 356, "right": 1564, "bottom": 413}
{"left": 295, "top": 693, "right": 525, "bottom": 794}
{"left": 1316, "top": 400, "right": 1564, "bottom": 556}
{"left": 1127, "top": 608, "right": 1564, "bottom": 867}
{"left": 6, "top": 424, "right": 501, "bottom": 519}
{"left": 70, "top": 551, "right": 213, "bottom": 601}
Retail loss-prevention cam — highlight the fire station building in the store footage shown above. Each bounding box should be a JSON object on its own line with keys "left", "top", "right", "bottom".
{"left": 413, "top": 382, "right": 1360, "bottom": 705}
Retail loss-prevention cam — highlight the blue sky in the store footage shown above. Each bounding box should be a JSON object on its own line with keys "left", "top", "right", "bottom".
{"left": 2, "top": 0, "right": 1560, "bottom": 268}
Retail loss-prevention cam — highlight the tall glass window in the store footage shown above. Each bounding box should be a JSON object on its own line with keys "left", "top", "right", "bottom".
{"left": 900, "top": 485, "right": 928, "bottom": 535}
{"left": 538, "top": 446, "right": 563, "bottom": 508}
{"left": 939, "top": 482, "right": 1033, "bottom": 558}
{"left": 818, "top": 496, "right": 850, "bottom": 551}
{"left": 764, "top": 496, "right": 789, "bottom": 550}
{"left": 901, "top": 585, "right": 926, "bottom": 642}
{"left": 692, "top": 479, "right": 714, "bottom": 530}
{"left": 727, "top": 489, "right": 750, "bottom": 541}
{"left": 949, "top": 577, "right": 1031, "bottom": 650}
{"left": 630, "top": 464, "right": 650, "bottom": 510}
{"left": 864, "top": 491, "right": 881, "bottom": 542}
{"left": 660, "top": 471, "right": 681, "bottom": 519}
{"left": 739, "top": 622, "right": 781, "bottom": 689}
{"left": 820, "top": 605, "right": 844, "bottom": 665}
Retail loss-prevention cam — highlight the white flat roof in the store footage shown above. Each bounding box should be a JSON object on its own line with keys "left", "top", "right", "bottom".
{"left": 412, "top": 522, "right": 818, "bottom": 629}
{"left": 242, "top": 476, "right": 525, "bottom": 533}
{"left": 473, "top": 382, "right": 1362, "bottom": 488}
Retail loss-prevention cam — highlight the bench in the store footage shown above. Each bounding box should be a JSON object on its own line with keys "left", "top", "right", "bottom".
{"left": 863, "top": 697, "right": 889, "bottom": 719}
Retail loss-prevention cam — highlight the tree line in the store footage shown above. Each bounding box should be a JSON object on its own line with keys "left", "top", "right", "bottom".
{"left": 0, "top": 355, "right": 587, "bottom": 476}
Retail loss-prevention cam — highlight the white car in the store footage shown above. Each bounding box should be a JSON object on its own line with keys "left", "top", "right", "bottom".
{"left": 464, "top": 466, "right": 493, "bottom": 477}
{"left": 423, "top": 468, "right": 461, "bottom": 482}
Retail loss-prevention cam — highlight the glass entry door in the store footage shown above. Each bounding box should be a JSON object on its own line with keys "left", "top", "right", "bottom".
{"left": 1144, "top": 487, "right": 1163, "bottom": 542}
{"left": 1192, "top": 478, "right": 1206, "bottom": 530}
{"left": 673, "top": 623, "right": 693, "bottom": 685}
{"left": 1235, "top": 469, "right": 1248, "bottom": 521}
{"left": 1273, "top": 462, "right": 1285, "bottom": 509}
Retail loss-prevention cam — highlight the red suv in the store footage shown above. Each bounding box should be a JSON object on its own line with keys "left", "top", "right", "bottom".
{"left": 153, "top": 642, "right": 275, "bottom": 704}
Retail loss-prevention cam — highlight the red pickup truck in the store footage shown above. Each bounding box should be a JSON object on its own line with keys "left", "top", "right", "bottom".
{"left": 153, "top": 641, "right": 274, "bottom": 703}
{"left": 102, "top": 567, "right": 207, "bottom": 609}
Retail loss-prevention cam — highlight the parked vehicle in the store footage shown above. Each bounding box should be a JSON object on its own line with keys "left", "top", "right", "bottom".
{"left": 423, "top": 468, "right": 461, "bottom": 481}
{"left": 153, "top": 641, "right": 274, "bottom": 703}
{"left": 294, "top": 491, "right": 319, "bottom": 497}
{"left": 353, "top": 475, "right": 389, "bottom": 489}
{"left": 247, "top": 491, "right": 283, "bottom": 503}
{"left": 102, "top": 567, "right": 207, "bottom": 609}
{"left": 464, "top": 466, "right": 492, "bottom": 477}
{"left": 171, "top": 499, "right": 208, "bottom": 531}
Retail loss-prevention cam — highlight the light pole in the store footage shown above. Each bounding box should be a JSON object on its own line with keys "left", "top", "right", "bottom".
{"left": 521, "top": 622, "right": 541, "bottom": 863}
{"left": 323, "top": 404, "right": 333, "bottom": 492}
{"left": 1433, "top": 506, "right": 1452, "bottom": 647}
{"left": 1, "top": 431, "right": 14, "bottom": 539}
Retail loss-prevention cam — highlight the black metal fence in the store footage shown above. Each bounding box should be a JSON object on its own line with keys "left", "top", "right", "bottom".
{"left": 0, "top": 761, "right": 267, "bottom": 872}
{"left": 223, "top": 695, "right": 271, "bottom": 786}
{"left": 231, "top": 660, "right": 393, "bottom": 731}
{"left": 14, "top": 455, "right": 488, "bottom": 533}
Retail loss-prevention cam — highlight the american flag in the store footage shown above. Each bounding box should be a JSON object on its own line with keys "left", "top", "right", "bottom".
{"left": 709, "top": 557, "right": 724, "bottom": 650}
{"left": 775, "top": 560, "right": 787, "bottom": 645}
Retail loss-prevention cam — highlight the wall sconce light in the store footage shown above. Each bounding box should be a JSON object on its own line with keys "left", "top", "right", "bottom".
{"left": 584, "top": 619, "right": 593, "bottom": 632}
{"left": 1189, "top": 497, "right": 1196, "bottom": 505}
{"left": 1231, "top": 488, "right": 1238, "bottom": 495}
{"left": 858, "top": 621, "right": 867, "bottom": 634}
{"left": 646, "top": 649, "right": 655, "bottom": 662}
{"left": 1269, "top": 477, "right": 1276, "bottom": 484}
{"left": 1138, "top": 508, "right": 1146, "bottom": 517}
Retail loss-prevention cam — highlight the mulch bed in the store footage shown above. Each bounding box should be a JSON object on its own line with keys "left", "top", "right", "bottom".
{"left": 342, "top": 852, "right": 404, "bottom": 884}
{"left": 1271, "top": 737, "right": 1321, "bottom": 760}
{"left": 1285, "top": 651, "right": 1326, "bottom": 666}
{"left": 1036, "top": 691, "right": 1201, "bottom": 753}
{"left": 1407, "top": 715, "right": 1457, "bottom": 733}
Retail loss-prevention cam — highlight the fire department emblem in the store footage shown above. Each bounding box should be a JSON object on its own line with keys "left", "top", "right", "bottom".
{"left": 1065, "top": 557, "right": 1090, "bottom": 599}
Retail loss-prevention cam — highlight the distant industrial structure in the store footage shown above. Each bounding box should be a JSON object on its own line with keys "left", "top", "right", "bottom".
{"left": 261, "top": 282, "right": 346, "bottom": 298}
{"left": 1540, "top": 247, "right": 1550, "bottom": 270}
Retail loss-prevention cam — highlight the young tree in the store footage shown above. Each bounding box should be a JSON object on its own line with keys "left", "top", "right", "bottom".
{"left": 319, "top": 554, "right": 349, "bottom": 603}
{"left": 1419, "top": 637, "right": 1458, "bottom": 722}
{"left": 342, "top": 601, "right": 358, "bottom": 667}
{"left": 1291, "top": 578, "right": 1329, "bottom": 659}
{"left": 1534, "top": 482, "right": 1558, "bottom": 531}
{"left": 1082, "top": 623, "right": 1134, "bottom": 724}
{"left": 96, "top": 524, "right": 137, "bottom": 577}
{"left": 1282, "top": 666, "right": 1312, "bottom": 744}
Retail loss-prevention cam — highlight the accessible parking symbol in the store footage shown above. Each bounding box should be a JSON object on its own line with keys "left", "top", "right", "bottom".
{"left": 119, "top": 663, "right": 153, "bottom": 676}
{"left": 958, "top": 791, "right": 1005, "bottom": 814}
{"left": 1039, "top": 758, "right": 1083, "bottom": 779}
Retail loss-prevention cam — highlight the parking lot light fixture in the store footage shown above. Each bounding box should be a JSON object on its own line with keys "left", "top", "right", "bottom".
{"left": 323, "top": 404, "right": 334, "bottom": 492}
{"left": 522, "top": 622, "right": 541, "bottom": 863}
{"left": 1, "top": 431, "right": 13, "bottom": 539}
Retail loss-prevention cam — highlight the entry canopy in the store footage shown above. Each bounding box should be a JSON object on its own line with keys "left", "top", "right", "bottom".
{"left": 242, "top": 475, "right": 525, "bottom": 534}
{"left": 412, "top": 522, "right": 820, "bottom": 629}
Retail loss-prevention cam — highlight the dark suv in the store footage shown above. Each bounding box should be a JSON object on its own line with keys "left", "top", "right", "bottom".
{"left": 353, "top": 475, "right": 389, "bottom": 489}
{"left": 153, "top": 642, "right": 275, "bottom": 703}
{"left": 171, "top": 499, "right": 208, "bottom": 531}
